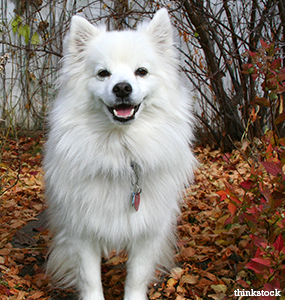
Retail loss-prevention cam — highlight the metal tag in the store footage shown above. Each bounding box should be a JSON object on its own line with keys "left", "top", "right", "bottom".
{"left": 132, "top": 192, "right": 140, "bottom": 211}
{"left": 131, "top": 163, "right": 142, "bottom": 211}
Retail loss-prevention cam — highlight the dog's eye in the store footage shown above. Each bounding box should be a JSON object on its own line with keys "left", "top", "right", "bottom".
{"left": 97, "top": 69, "right": 111, "bottom": 78}
{"left": 135, "top": 68, "right": 148, "bottom": 77}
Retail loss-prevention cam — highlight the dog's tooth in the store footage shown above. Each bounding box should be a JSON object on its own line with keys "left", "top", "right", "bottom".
{"left": 113, "top": 109, "right": 118, "bottom": 117}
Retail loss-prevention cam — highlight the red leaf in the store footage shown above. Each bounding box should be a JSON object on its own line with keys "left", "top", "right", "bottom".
{"left": 250, "top": 234, "right": 267, "bottom": 247}
{"left": 246, "top": 261, "right": 266, "bottom": 274}
{"left": 260, "top": 39, "right": 270, "bottom": 49}
{"left": 252, "top": 74, "right": 258, "bottom": 81}
{"left": 277, "top": 68, "right": 285, "bottom": 81}
{"left": 273, "top": 234, "right": 284, "bottom": 252}
{"left": 246, "top": 206, "right": 260, "bottom": 214}
{"left": 236, "top": 278, "right": 250, "bottom": 288}
{"left": 251, "top": 257, "right": 272, "bottom": 267}
{"left": 229, "top": 194, "right": 242, "bottom": 205}
{"left": 261, "top": 161, "right": 282, "bottom": 176}
{"left": 272, "top": 192, "right": 285, "bottom": 208}
{"left": 228, "top": 202, "right": 237, "bottom": 215}
{"left": 249, "top": 51, "right": 257, "bottom": 57}
{"left": 240, "top": 180, "right": 254, "bottom": 190}
{"left": 216, "top": 190, "right": 228, "bottom": 201}
{"left": 270, "top": 58, "right": 281, "bottom": 71}
{"left": 222, "top": 153, "right": 231, "bottom": 162}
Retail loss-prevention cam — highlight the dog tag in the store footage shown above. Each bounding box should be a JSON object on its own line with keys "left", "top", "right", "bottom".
{"left": 132, "top": 192, "right": 140, "bottom": 211}
{"left": 130, "top": 164, "right": 142, "bottom": 212}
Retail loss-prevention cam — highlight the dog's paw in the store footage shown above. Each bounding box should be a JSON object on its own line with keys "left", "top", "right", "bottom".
{"left": 124, "top": 290, "right": 148, "bottom": 300}
{"left": 81, "top": 290, "right": 105, "bottom": 300}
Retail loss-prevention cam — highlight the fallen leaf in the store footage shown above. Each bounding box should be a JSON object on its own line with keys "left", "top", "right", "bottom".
{"left": 167, "top": 278, "right": 178, "bottom": 287}
{"left": 211, "top": 284, "right": 227, "bottom": 293}
{"left": 149, "top": 292, "right": 161, "bottom": 299}
{"left": 170, "top": 267, "right": 184, "bottom": 280}
{"left": 180, "top": 274, "right": 199, "bottom": 285}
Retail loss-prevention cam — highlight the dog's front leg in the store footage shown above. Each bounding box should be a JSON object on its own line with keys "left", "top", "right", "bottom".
{"left": 78, "top": 243, "right": 105, "bottom": 300}
{"left": 124, "top": 237, "right": 163, "bottom": 300}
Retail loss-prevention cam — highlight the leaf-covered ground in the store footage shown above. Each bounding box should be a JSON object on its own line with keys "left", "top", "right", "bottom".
{"left": 0, "top": 135, "right": 275, "bottom": 299}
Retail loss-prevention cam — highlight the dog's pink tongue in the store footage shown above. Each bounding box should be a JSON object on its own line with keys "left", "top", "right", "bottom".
{"left": 114, "top": 106, "right": 134, "bottom": 117}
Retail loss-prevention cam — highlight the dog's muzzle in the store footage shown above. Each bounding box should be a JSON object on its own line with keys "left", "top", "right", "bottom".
{"left": 107, "top": 82, "right": 141, "bottom": 123}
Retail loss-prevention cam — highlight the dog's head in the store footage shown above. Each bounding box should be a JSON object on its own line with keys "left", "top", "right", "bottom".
{"left": 63, "top": 9, "right": 176, "bottom": 125}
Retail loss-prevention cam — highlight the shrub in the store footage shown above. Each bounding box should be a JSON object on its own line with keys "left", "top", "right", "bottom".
{"left": 218, "top": 41, "right": 285, "bottom": 295}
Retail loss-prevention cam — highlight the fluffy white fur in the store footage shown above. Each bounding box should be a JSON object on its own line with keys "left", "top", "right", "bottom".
{"left": 44, "top": 8, "right": 197, "bottom": 300}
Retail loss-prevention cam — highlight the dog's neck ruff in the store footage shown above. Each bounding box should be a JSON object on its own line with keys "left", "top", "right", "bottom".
{"left": 131, "top": 161, "right": 142, "bottom": 211}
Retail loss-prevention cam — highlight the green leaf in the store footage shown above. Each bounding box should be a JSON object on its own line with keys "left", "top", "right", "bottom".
{"left": 18, "top": 25, "right": 24, "bottom": 36}
{"left": 11, "top": 15, "right": 22, "bottom": 35}
{"left": 24, "top": 25, "right": 30, "bottom": 44}
{"left": 269, "top": 92, "right": 278, "bottom": 101}
{"left": 242, "top": 63, "right": 256, "bottom": 75}
{"left": 31, "top": 32, "right": 40, "bottom": 45}
{"left": 18, "top": 24, "right": 30, "bottom": 44}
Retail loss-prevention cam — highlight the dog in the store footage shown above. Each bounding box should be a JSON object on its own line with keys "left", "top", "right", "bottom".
{"left": 44, "top": 8, "right": 197, "bottom": 300}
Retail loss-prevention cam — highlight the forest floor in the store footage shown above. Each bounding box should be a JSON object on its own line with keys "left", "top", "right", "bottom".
{"left": 0, "top": 134, "right": 273, "bottom": 299}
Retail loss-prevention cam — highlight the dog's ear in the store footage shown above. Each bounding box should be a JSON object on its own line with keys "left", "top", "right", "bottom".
{"left": 144, "top": 8, "right": 173, "bottom": 52}
{"left": 65, "top": 16, "right": 103, "bottom": 56}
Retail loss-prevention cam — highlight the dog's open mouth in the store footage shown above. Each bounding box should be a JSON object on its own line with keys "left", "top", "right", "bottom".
{"left": 108, "top": 104, "right": 140, "bottom": 123}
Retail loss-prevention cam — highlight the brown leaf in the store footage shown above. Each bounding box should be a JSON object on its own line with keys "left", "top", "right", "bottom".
{"left": 170, "top": 267, "right": 184, "bottom": 280}
{"left": 149, "top": 292, "right": 161, "bottom": 299}
{"left": 180, "top": 274, "right": 199, "bottom": 285}
{"left": 199, "top": 270, "right": 217, "bottom": 282}
{"left": 9, "top": 220, "right": 25, "bottom": 229}
{"left": 105, "top": 255, "right": 127, "bottom": 266}
{"left": 29, "top": 291, "right": 45, "bottom": 299}
{"left": 210, "top": 284, "right": 227, "bottom": 293}
{"left": 13, "top": 231, "right": 37, "bottom": 246}
{"left": 208, "top": 293, "right": 227, "bottom": 300}
{"left": 180, "top": 247, "right": 196, "bottom": 260}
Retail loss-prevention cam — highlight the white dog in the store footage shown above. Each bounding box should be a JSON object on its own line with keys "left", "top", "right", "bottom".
{"left": 44, "top": 8, "right": 197, "bottom": 300}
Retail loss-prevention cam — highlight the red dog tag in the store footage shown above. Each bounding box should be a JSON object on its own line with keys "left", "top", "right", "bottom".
{"left": 132, "top": 192, "right": 140, "bottom": 211}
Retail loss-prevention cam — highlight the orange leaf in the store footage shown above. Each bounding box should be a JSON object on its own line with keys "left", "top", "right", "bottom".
{"left": 167, "top": 278, "right": 178, "bottom": 287}
{"left": 228, "top": 202, "right": 237, "bottom": 215}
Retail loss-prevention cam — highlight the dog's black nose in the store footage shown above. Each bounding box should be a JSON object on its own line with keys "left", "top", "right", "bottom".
{"left": 113, "top": 82, "right": 132, "bottom": 98}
